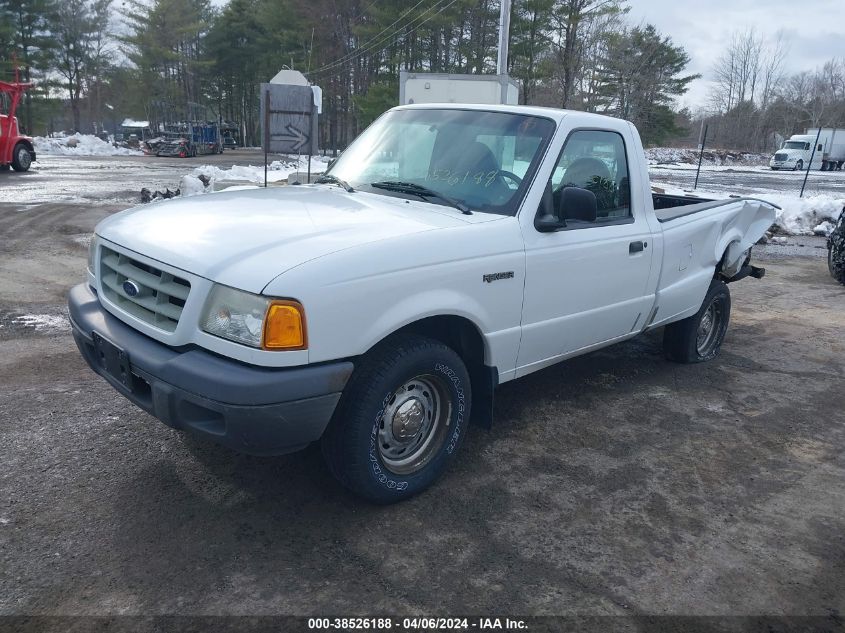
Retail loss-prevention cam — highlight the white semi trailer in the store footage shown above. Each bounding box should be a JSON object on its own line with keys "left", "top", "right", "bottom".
{"left": 769, "top": 128, "right": 845, "bottom": 171}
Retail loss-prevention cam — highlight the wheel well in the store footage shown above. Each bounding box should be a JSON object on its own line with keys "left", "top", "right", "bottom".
{"left": 394, "top": 315, "right": 485, "bottom": 367}
{"left": 382, "top": 315, "right": 496, "bottom": 428}
{"left": 15, "top": 139, "right": 34, "bottom": 153}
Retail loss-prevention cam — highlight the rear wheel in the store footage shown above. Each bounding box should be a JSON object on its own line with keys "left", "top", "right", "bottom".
{"left": 664, "top": 279, "right": 731, "bottom": 363}
{"left": 11, "top": 143, "right": 32, "bottom": 172}
{"left": 321, "top": 334, "right": 471, "bottom": 503}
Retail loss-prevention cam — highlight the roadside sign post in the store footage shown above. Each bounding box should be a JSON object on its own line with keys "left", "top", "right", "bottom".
{"left": 694, "top": 123, "right": 708, "bottom": 191}
{"left": 800, "top": 127, "right": 823, "bottom": 199}
{"left": 260, "top": 83, "right": 319, "bottom": 186}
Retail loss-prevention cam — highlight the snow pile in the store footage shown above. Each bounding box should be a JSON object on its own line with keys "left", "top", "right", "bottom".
{"left": 646, "top": 147, "right": 769, "bottom": 167}
{"left": 179, "top": 174, "right": 209, "bottom": 197}
{"left": 192, "top": 156, "right": 328, "bottom": 185}
{"left": 651, "top": 184, "right": 844, "bottom": 236}
{"left": 813, "top": 220, "right": 836, "bottom": 236}
{"left": 33, "top": 133, "right": 143, "bottom": 157}
{"left": 765, "top": 194, "right": 845, "bottom": 236}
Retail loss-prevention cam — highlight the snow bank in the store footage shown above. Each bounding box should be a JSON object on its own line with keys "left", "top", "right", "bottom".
{"left": 646, "top": 147, "right": 769, "bottom": 167}
{"left": 650, "top": 184, "right": 844, "bottom": 236}
{"left": 191, "top": 156, "right": 328, "bottom": 185}
{"left": 764, "top": 194, "right": 845, "bottom": 236}
{"left": 33, "top": 133, "right": 143, "bottom": 157}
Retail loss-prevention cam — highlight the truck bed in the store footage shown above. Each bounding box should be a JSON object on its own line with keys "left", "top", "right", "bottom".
{"left": 652, "top": 193, "right": 779, "bottom": 223}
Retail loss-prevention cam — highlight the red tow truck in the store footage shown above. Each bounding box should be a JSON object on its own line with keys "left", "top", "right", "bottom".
{"left": 0, "top": 80, "right": 36, "bottom": 172}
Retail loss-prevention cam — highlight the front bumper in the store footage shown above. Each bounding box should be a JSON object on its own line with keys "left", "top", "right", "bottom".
{"left": 68, "top": 284, "right": 354, "bottom": 455}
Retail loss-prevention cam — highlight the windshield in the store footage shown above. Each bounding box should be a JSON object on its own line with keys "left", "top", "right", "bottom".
{"left": 783, "top": 141, "right": 809, "bottom": 150}
{"left": 326, "top": 108, "right": 556, "bottom": 215}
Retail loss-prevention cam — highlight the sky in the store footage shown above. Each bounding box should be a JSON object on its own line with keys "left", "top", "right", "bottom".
{"left": 626, "top": 0, "right": 845, "bottom": 112}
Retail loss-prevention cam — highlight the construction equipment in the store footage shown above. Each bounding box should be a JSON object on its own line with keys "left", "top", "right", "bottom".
{"left": 0, "top": 80, "right": 36, "bottom": 172}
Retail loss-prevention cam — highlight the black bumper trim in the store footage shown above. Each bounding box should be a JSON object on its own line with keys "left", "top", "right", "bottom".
{"left": 69, "top": 283, "right": 353, "bottom": 455}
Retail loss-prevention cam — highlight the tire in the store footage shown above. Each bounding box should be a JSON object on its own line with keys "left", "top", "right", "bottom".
{"left": 664, "top": 279, "right": 731, "bottom": 363}
{"left": 794, "top": 160, "right": 803, "bottom": 172}
{"left": 321, "top": 334, "right": 471, "bottom": 504}
{"left": 11, "top": 143, "right": 32, "bottom": 172}
{"left": 829, "top": 242, "right": 845, "bottom": 286}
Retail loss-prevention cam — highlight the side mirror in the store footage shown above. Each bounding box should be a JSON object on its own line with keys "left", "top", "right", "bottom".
{"left": 535, "top": 213, "right": 565, "bottom": 232}
{"left": 559, "top": 186, "right": 597, "bottom": 223}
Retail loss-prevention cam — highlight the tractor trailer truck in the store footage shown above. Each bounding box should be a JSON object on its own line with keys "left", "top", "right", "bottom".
{"left": 770, "top": 128, "right": 845, "bottom": 171}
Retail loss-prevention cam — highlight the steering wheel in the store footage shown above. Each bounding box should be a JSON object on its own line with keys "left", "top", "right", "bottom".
{"left": 498, "top": 170, "right": 523, "bottom": 187}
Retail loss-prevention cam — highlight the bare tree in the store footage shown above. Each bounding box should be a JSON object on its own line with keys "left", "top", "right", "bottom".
{"left": 710, "top": 29, "right": 766, "bottom": 112}
{"left": 759, "top": 31, "right": 789, "bottom": 109}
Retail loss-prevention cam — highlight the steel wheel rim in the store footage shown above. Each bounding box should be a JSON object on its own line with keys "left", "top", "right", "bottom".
{"left": 17, "top": 147, "right": 30, "bottom": 169}
{"left": 696, "top": 298, "right": 722, "bottom": 356}
{"left": 377, "top": 374, "right": 452, "bottom": 476}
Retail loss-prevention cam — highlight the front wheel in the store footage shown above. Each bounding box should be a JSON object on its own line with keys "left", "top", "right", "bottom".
{"left": 664, "top": 279, "right": 732, "bottom": 363}
{"left": 794, "top": 160, "right": 804, "bottom": 172}
{"left": 321, "top": 335, "right": 471, "bottom": 503}
{"left": 11, "top": 143, "right": 32, "bottom": 172}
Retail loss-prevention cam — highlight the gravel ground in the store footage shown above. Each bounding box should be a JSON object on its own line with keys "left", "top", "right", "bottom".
{"left": 1, "top": 155, "right": 844, "bottom": 624}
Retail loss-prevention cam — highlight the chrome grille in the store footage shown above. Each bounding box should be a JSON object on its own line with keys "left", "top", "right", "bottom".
{"left": 99, "top": 245, "right": 190, "bottom": 332}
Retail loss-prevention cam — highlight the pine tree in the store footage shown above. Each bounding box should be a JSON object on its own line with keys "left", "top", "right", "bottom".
{"left": 120, "top": 0, "right": 213, "bottom": 122}
{"left": 0, "top": 0, "right": 57, "bottom": 132}
{"left": 593, "top": 24, "right": 698, "bottom": 145}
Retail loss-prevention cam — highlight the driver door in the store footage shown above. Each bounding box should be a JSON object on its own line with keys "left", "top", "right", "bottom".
{"left": 516, "top": 129, "right": 655, "bottom": 376}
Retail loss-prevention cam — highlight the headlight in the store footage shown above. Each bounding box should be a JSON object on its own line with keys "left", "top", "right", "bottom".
{"left": 87, "top": 235, "right": 98, "bottom": 275}
{"left": 200, "top": 284, "right": 306, "bottom": 350}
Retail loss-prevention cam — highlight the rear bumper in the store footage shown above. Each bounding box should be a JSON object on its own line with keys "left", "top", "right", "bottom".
{"left": 68, "top": 283, "right": 354, "bottom": 455}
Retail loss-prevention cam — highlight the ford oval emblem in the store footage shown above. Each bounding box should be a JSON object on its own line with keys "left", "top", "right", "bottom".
{"left": 123, "top": 280, "right": 141, "bottom": 297}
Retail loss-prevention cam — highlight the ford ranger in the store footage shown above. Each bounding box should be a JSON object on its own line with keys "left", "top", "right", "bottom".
{"left": 69, "top": 104, "right": 777, "bottom": 503}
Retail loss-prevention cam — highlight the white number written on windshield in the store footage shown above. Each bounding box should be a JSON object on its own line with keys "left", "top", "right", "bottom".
{"left": 427, "top": 169, "right": 500, "bottom": 187}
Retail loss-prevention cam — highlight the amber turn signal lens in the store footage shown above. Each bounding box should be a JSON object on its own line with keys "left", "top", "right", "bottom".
{"left": 262, "top": 301, "right": 306, "bottom": 350}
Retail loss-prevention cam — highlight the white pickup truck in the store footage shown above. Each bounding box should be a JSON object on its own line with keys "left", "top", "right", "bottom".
{"left": 70, "top": 104, "right": 776, "bottom": 503}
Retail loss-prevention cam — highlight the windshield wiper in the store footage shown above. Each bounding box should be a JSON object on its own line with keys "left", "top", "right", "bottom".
{"left": 369, "top": 181, "right": 472, "bottom": 215}
{"left": 315, "top": 174, "right": 354, "bottom": 192}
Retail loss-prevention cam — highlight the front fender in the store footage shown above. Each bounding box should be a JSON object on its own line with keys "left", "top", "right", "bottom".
{"left": 356, "top": 289, "right": 493, "bottom": 361}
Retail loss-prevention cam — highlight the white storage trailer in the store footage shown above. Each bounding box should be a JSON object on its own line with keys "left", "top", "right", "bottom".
{"left": 770, "top": 128, "right": 845, "bottom": 171}
{"left": 399, "top": 71, "right": 519, "bottom": 106}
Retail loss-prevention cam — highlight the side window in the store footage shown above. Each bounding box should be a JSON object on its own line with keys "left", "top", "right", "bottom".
{"left": 546, "top": 130, "right": 631, "bottom": 226}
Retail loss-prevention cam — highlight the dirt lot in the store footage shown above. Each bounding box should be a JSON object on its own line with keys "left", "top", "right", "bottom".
{"left": 1, "top": 156, "right": 844, "bottom": 621}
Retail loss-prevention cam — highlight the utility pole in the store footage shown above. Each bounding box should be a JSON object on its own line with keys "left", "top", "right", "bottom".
{"left": 497, "top": 0, "right": 511, "bottom": 104}
{"left": 497, "top": 0, "right": 511, "bottom": 75}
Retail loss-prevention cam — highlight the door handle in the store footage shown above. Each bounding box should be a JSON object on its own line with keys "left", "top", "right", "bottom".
{"left": 629, "top": 240, "right": 646, "bottom": 254}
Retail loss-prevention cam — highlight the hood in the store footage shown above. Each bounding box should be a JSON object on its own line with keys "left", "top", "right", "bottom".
{"left": 96, "top": 186, "right": 481, "bottom": 293}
